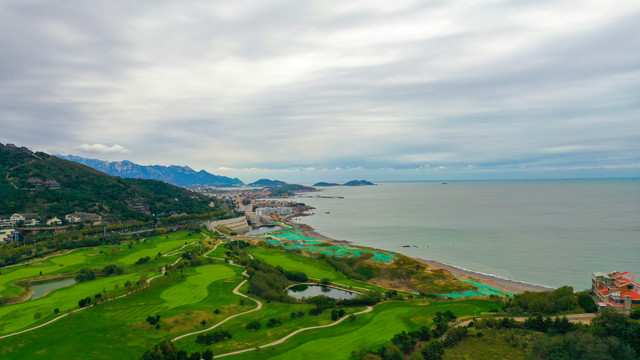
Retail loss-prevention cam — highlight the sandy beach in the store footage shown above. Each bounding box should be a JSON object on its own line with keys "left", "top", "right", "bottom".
{"left": 289, "top": 218, "right": 554, "bottom": 294}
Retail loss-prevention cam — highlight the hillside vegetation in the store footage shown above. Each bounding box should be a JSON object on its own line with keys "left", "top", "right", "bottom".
{"left": 0, "top": 145, "right": 219, "bottom": 221}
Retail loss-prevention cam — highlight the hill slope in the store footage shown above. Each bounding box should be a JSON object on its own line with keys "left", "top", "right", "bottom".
{"left": 248, "top": 179, "right": 288, "bottom": 187}
{"left": 56, "top": 155, "right": 243, "bottom": 187}
{"left": 0, "top": 145, "right": 220, "bottom": 221}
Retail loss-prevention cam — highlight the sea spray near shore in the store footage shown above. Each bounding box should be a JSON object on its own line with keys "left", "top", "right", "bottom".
{"left": 293, "top": 180, "right": 640, "bottom": 290}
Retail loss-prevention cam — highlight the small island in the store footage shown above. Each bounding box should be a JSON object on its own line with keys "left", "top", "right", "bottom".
{"left": 313, "top": 179, "right": 376, "bottom": 187}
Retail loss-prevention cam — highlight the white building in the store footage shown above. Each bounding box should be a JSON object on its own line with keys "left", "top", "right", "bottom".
{"left": 255, "top": 207, "right": 293, "bottom": 217}
{"left": 47, "top": 217, "right": 62, "bottom": 226}
{"left": 9, "top": 214, "right": 25, "bottom": 224}
{"left": 0, "top": 229, "right": 19, "bottom": 244}
{"left": 23, "top": 219, "right": 39, "bottom": 227}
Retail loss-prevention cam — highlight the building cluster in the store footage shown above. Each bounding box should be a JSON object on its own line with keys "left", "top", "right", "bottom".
{"left": 592, "top": 271, "right": 640, "bottom": 314}
{"left": 26, "top": 178, "right": 61, "bottom": 190}
{"left": 0, "top": 212, "right": 103, "bottom": 244}
{"left": 131, "top": 203, "right": 151, "bottom": 215}
{"left": 238, "top": 200, "right": 298, "bottom": 227}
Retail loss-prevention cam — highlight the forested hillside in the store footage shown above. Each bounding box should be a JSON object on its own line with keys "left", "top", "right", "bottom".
{"left": 0, "top": 144, "right": 220, "bottom": 221}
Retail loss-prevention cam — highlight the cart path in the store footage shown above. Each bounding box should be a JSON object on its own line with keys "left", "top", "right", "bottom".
{"left": 0, "top": 238, "right": 202, "bottom": 340}
{"left": 213, "top": 306, "right": 374, "bottom": 358}
{"left": 171, "top": 279, "right": 263, "bottom": 342}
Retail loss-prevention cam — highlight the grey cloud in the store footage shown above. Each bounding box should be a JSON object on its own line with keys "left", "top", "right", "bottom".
{"left": 1, "top": 0, "right": 639, "bottom": 181}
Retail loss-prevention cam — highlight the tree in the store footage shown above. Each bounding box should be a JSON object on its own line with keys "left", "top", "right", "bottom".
{"left": 592, "top": 308, "right": 628, "bottom": 338}
{"left": 75, "top": 268, "right": 96, "bottom": 282}
{"left": 202, "top": 349, "right": 214, "bottom": 360}
{"left": 421, "top": 339, "right": 445, "bottom": 360}
{"left": 246, "top": 321, "right": 261, "bottom": 330}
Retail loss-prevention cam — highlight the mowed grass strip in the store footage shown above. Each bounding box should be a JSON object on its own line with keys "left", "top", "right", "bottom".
{"left": 118, "top": 232, "right": 199, "bottom": 264}
{"left": 160, "top": 264, "right": 237, "bottom": 308}
{"left": 0, "top": 272, "right": 145, "bottom": 335}
{"left": 250, "top": 247, "right": 344, "bottom": 281}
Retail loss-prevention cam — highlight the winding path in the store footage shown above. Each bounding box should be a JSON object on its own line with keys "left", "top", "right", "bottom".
{"left": 214, "top": 306, "right": 374, "bottom": 359}
{"left": 171, "top": 279, "right": 263, "bottom": 342}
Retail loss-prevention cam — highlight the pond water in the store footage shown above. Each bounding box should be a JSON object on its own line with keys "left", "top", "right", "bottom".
{"left": 245, "top": 226, "right": 278, "bottom": 235}
{"left": 30, "top": 278, "right": 76, "bottom": 300}
{"left": 287, "top": 284, "right": 358, "bottom": 300}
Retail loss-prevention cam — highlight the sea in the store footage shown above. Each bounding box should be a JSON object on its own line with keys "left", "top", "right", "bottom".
{"left": 290, "top": 180, "right": 640, "bottom": 290}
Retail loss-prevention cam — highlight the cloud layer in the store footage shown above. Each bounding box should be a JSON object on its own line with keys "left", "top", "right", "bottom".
{"left": 78, "top": 143, "right": 129, "bottom": 154}
{"left": 1, "top": 0, "right": 639, "bottom": 181}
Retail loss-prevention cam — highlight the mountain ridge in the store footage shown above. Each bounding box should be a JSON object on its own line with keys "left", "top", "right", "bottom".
{"left": 56, "top": 155, "right": 243, "bottom": 187}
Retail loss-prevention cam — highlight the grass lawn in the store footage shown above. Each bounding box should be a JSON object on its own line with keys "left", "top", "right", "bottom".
{"left": 249, "top": 247, "right": 389, "bottom": 293}
{"left": 118, "top": 232, "right": 201, "bottom": 265}
{"left": 0, "top": 231, "right": 201, "bottom": 301}
{"left": 217, "top": 299, "right": 498, "bottom": 360}
{"left": 160, "top": 264, "right": 237, "bottom": 308}
{"left": 0, "top": 263, "right": 247, "bottom": 359}
{"left": 0, "top": 272, "right": 145, "bottom": 335}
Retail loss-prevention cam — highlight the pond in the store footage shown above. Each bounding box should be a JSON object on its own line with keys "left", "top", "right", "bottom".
{"left": 245, "top": 226, "right": 278, "bottom": 235}
{"left": 287, "top": 284, "right": 359, "bottom": 300}
{"left": 29, "top": 278, "right": 76, "bottom": 300}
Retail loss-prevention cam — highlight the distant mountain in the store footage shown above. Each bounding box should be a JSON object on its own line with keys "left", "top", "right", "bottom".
{"left": 56, "top": 155, "right": 243, "bottom": 187}
{"left": 1, "top": 144, "right": 223, "bottom": 221}
{"left": 313, "top": 182, "right": 341, "bottom": 186}
{"left": 343, "top": 180, "right": 376, "bottom": 186}
{"left": 313, "top": 180, "right": 376, "bottom": 187}
{"left": 248, "top": 179, "right": 288, "bottom": 187}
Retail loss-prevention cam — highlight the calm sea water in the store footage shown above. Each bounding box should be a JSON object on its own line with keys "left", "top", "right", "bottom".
{"left": 292, "top": 180, "right": 640, "bottom": 290}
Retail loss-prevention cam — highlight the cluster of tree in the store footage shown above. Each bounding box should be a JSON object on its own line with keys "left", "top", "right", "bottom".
{"left": 503, "top": 286, "right": 596, "bottom": 315}
{"left": 351, "top": 326, "right": 442, "bottom": 360}
{"left": 290, "top": 311, "right": 305, "bottom": 318}
{"left": 331, "top": 309, "right": 346, "bottom": 321}
{"left": 431, "top": 310, "right": 457, "bottom": 338}
{"left": 316, "top": 253, "right": 377, "bottom": 281}
{"left": 284, "top": 271, "right": 308, "bottom": 282}
{"left": 75, "top": 268, "right": 96, "bottom": 282}
{"left": 246, "top": 259, "right": 296, "bottom": 303}
{"left": 140, "top": 340, "right": 213, "bottom": 360}
{"left": 102, "top": 264, "right": 124, "bottom": 276}
{"left": 78, "top": 296, "right": 92, "bottom": 307}
{"left": 136, "top": 256, "right": 152, "bottom": 265}
{"left": 266, "top": 318, "right": 282, "bottom": 328}
{"left": 194, "top": 330, "right": 232, "bottom": 346}
{"left": 146, "top": 315, "right": 161, "bottom": 325}
{"left": 246, "top": 320, "right": 261, "bottom": 330}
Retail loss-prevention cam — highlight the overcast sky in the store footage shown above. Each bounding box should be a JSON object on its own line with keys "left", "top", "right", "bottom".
{"left": 1, "top": 0, "right": 639, "bottom": 182}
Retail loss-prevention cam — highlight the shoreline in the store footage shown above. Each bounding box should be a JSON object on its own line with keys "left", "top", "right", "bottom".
{"left": 414, "top": 258, "right": 554, "bottom": 294}
{"left": 288, "top": 218, "right": 554, "bottom": 295}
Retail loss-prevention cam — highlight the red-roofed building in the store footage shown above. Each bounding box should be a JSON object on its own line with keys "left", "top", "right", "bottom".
{"left": 592, "top": 271, "right": 640, "bottom": 314}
